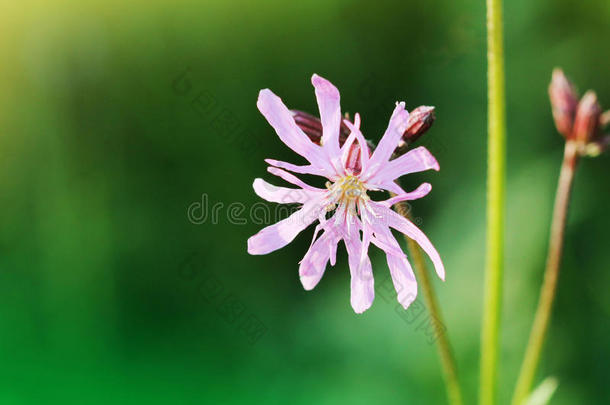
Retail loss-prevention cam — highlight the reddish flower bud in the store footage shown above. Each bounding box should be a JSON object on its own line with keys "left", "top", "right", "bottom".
{"left": 291, "top": 110, "right": 351, "bottom": 145}
{"left": 549, "top": 68, "right": 579, "bottom": 138}
{"left": 402, "top": 105, "right": 436, "bottom": 146}
{"left": 572, "top": 91, "right": 602, "bottom": 143}
{"left": 290, "top": 110, "right": 323, "bottom": 143}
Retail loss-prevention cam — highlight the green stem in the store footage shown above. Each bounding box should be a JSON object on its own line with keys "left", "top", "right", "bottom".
{"left": 480, "top": 0, "right": 506, "bottom": 403}
{"left": 393, "top": 197, "right": 464, "bottom": 405}
{"left": 511, "top": 141, "right": 579, "bottom": 405}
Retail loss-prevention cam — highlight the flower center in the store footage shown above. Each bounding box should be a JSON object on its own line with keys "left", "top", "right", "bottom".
{"left": 325, "top": 175, "right": 369, "bottom": 213}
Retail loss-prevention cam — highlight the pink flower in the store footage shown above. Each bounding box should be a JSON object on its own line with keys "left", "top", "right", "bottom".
{"left": 247, "top": 74, "right": 444, "bottom": 313}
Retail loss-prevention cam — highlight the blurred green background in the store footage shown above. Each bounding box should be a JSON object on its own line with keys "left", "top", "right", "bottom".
{"left": 1, "top": 0, "right": 609, "bottom": 404}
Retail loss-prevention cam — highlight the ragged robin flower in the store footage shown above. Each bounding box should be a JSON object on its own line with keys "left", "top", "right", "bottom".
{"left": 247, "top": 74, "right": 444, "bottom": 313}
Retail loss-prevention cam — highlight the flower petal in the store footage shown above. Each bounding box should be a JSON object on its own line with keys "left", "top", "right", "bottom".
{"left": 364, "top": 102, "right": 409, "bottom": 179}
{"left": 265, "top": 159, "right": 327, "bottom": 177}
{"left": 247, "top": 199, "right": 324, "bottom": 255}
{"left": 369, "top": 234, "right": 406, "bottom": 258}
{"left": 371, "top": 223, "right": 418, "bottom": 309}
{"left": 312, "top": 74, "right": 342, "bottom": 156}
{"left": 377, "top": 180, "right": 407, "bottom": 195}
{"left": 368, "top": 146, "right": 439, "bottom": 186}
{"left": 299, "top": 226, "right": 342, "bottom": 290}
{"left": 343, "top": 114, "right": 370, "bottom": 171}
{"left": 340, "top": 130, "right": 357, "bottom": 169}
{"left": 343, "top": 226, "right": 374, "bottom": 313}
{"left": 379, "top": 183, "right": 432, "bottom": 207}
{"left": 370, "top": 202, "right": 445, "bottom": 281}
{"left": 253, "top": 178, "right": 311, "bottom": 204}
{"left": 257, "top": 89, "right": 332, "bottom": 171}
{"left": 267, "top": 167, "right": 323, "bottom": 192}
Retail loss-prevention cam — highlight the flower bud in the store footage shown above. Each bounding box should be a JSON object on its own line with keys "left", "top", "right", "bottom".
{"left": 291, "top": 110, "right": 351, "bottom": 145}
{"left": 401, "top": 105, "right": 436, "bottom": 146}
{"left": 291, "top": 110, "right": 323, "bottom": 143}
{"left": 549, "top": 68, "right": 578, "bottom": 138}
{"left": 572, "top": 91, "right": 602, "bottom": 143}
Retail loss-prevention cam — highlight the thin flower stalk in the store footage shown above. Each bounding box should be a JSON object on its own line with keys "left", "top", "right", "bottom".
{"left": 480, "top": 0, "right": 507, "bottom": 403}
{"left": 393, "top": 197, "right": 464, "bottom": 405}
{"left": 512, "top": 69, "right": 608, "bottom": 404}
{"left": 510, "top": 141, "right": 578, "bottom": 405}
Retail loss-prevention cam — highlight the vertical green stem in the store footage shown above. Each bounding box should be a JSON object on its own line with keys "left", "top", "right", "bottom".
{"left": 393, "top": 197, "right": 464, "bottom": 405}
{"left": 510, "top": 142, "right": 579, "bottom": 405}
{"left": 480, "top": 0, "right": 506, "bottom": 403}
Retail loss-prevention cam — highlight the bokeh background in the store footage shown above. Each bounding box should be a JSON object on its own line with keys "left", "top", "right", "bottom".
{"left": 1, "top": 0, "right": 609, "bottom": 404}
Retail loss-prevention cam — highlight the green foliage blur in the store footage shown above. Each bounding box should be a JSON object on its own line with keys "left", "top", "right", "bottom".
{"left": 1, "top": 0, "right": 609, "bottom": 403}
